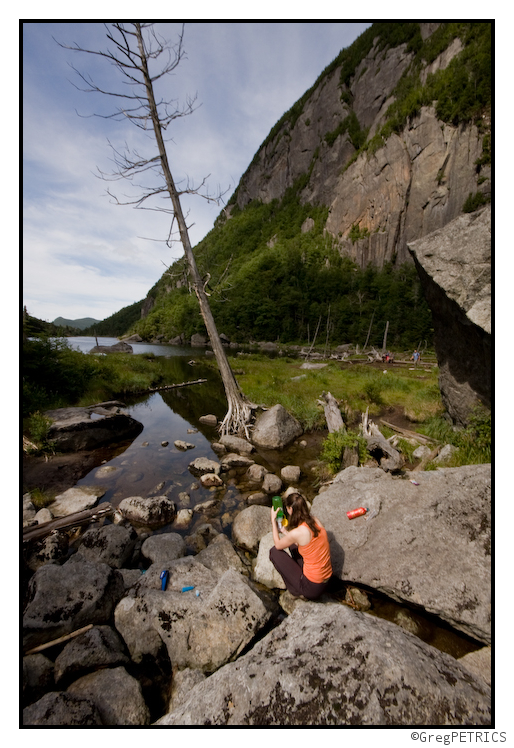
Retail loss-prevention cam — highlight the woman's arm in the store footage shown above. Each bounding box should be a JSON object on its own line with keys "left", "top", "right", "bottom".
{"left": 271, "top": 506, "right": 303, "bottom": 550}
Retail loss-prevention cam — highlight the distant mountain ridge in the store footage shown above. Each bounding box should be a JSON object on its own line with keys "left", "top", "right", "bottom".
{"left": 52, "top": 316, "right": 101, "bottom": 330}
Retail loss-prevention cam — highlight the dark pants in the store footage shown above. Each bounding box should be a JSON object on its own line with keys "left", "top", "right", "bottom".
{"left": 269, "top": 544, "right": 329, "bottom": 600}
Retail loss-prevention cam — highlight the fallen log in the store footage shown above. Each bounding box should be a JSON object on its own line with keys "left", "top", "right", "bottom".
{"left": 24, "top": 624, "right": 94, "bottom": 655}
{"left": 23, "top": 502, "right": 113, "bottom": 543}
{"left": 318, "top": 391, "right": 345, "bottom": 433}
{"left": 132, "top": 378, "right": 207, "bottom": 395}
{"left": 379, "top": 420, "right": 438, "bottom": 445}
{"left": 361, "top": 408, "right": 403, "bottom": 472}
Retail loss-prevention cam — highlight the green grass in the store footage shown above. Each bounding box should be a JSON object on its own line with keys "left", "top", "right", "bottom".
{"left": 232, "top": 355, "right": 443, "bottom": 429}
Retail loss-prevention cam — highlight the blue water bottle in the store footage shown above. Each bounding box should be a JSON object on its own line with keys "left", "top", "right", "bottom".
{"left": 160, "top": 570, "right": 169, "bottom": 591}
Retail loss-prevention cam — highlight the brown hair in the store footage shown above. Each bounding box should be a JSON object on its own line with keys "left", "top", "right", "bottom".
{"left": 283, "top": 492, "right": 319, "bottom": 537}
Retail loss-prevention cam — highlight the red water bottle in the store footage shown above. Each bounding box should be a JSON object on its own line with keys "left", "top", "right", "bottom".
{"left": 346, "top": 507, "right": 367, "bottom": 519}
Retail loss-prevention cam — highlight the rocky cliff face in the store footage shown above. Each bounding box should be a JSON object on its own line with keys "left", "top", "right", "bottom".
{"left": 233, "top": 24, "right": 490, "bottom": 268}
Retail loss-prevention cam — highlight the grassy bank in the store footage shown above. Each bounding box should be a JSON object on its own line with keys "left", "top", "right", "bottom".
{"left": 230, "top": 354, "right": 443, "bottom": 429}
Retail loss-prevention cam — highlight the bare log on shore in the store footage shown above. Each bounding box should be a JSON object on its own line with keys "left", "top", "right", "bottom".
{"left": 318, "top": 391, "right": 345, "bottom": 433}
{"left": 361, "top": 408, "right": 403, "bottom": 472}
{"left": 23, "top": 503, "right": 113, "bottom": 544}
{"left": 379, "top": 420, "right": 438, "bottom": 445}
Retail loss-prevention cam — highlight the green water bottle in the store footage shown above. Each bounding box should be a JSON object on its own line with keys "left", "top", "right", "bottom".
{"left": 272, "top": 496, "right": 288, "bottom": 528}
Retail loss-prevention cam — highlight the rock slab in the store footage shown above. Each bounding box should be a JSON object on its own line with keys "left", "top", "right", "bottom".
{"left": 156, "top": 602, "right": 490, "bottom": 725}
{"left": 311, "top": 465, "right": 491, "bottom": 643}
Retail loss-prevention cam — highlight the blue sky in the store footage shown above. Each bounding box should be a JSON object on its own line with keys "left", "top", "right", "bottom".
{"left": 23, "top": 21, "right": 372, "bottom": 323}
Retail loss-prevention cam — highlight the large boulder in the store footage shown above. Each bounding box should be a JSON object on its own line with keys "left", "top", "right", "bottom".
{"left": 23, "top": 554, "right": 125, "bottom": 650}
{"left": 45, "top": 402, "right": 143, "bottom": 452}
{"left": 156, "top": 602, "right": 490, "bottom": 725}
{"left": 114, "top": 558, "right": 270, "bottom": 672}
{"left": 78, "top": 524, "right": 137, "bottom": 568}
{"left": 251, "top": 404, "right": 303, "bottom": 450}
{"left": 407, "top": 204, "right": 491, "bottom": 426}
{"left": 311, "top": 464, "right": 491, "bottom": 643}
{"left": 232, "top": 505, "right": 270, "bottom": 553}
{"left": 67, "top": 666, "right": 150, "bottom": 726}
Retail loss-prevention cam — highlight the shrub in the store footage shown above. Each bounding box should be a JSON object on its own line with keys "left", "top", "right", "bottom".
{"left": 321, "top": 428, "right": 368, "bottom": 474}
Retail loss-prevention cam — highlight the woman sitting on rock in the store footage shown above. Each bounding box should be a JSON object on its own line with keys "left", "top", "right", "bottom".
{"left": 270, "top": 492, "right": 332, "bottom": 600}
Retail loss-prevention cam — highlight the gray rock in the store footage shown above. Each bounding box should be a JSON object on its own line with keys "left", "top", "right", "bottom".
{"left": 199, "top": 473, "right": 224, "bottom": 487}
{"left": 459, "top": 647, "right": 492, "bottom": 687}
{"left": 188, "top": 456, "right": 221, "bottom": 476}
{"left": 23, "top": 555, "right": 125, "bottom": 650}
{"left": 174, "top": 440, "right": 195, "bottom": 450}
{"left": 245, "top": 464, "right": 268, "bottom": 483}
{"left": 434, "top": 443, "right": 458, "bottom": 464}
{"left": 280, "top": 465, "right": 301, "bottom": 483}
{"left": 156, "top": 602, "right": 490, "bottom": 725}
{"left": 44, "top": 403, "right": 143, "bottom": 452}
{"left": 54, "top": 625, "right": 129, "bottom": 686}
{"left": 199, "top": 414, "right": 218, "bottom": 426}
{"left": 24, "top": 530, "right": 69, "bottom": 572}
{"left": 232, "top": 505, "right": 271, "bottom": 553}
{"left": 89, "top": 341, "right": 133, "bottom": 354}
{"left": 50, "top": 485, "right": 106, "bottom": 518}
{"left": 251, "top": 404, "right": 303, "bottom": 450}
{"left": 312, "top": 464, "right": 491, "bottom": 642}
{"left": 262, "top": 473, "right": 282, "bottom": 495}
{"left": 196, "top": 533, "right": 246, "bottom": 576}
{"left": 219, "top": 435, "right": 255, "bottom": 454}
{"left": 114, "top": 559, "right": 270, "bottom": 672}
{"left": 253, "top": 532, "right": 286, "bottom": 590}
{"left": 169, "top": 668, "right": 206, "bottom": 712}
{"left": 118, "top": 495, "right": 177, "bottom": 528}
{"left": 23, "top": 653, "right": 55, "bottom": 705}
{"left": 408, "top": 205, "right": 491, "bottom": 426}
{"left": 23, "top": 494, "right": 37, "bottom": 527}
{"left": 23, "top": 691, "right": 103, "bottom": 725}
{"left": 141, "top": 532, "right": 186, "bottom": 566}
{"left": 67, "top": 666, "right": 150, "bottom": 725}
{"left": 78, "top": 524, "right": 137, "bottom": 568}
{"left": 220, "top": 453, "right": 255, "bottom": 470}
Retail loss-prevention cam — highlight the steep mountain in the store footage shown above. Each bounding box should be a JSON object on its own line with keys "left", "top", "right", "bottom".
{"left": 128, "top": 22, "right": 491, "bottom": 349}
{"left": 52, "top": 316, "right": 100, "bottom": 330}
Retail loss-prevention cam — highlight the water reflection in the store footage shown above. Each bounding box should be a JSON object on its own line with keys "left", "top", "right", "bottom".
{"left": 76, "top": 355, "right": 229, "bottom": 510}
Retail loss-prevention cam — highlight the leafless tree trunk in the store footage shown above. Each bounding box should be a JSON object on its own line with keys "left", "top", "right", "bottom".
{"left": 57, "top": 23, "right": 252, "bottom": 435}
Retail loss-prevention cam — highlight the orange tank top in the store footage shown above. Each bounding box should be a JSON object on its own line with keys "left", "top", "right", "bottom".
{"left": 298, "top": 521, "right": 332, "bottom": 583}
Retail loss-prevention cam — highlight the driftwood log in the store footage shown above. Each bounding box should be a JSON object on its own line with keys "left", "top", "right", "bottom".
{"left": 23, "top": 502, "right": 113, "bottom": 544}
{"left": 379, "top": 419, "right": 438, "bottom": 445}
{"left": 361, "top": 408, "right": 403, "bottom": 472}
{"left": 318, "top": 392, "right": 345, "bottom": 433}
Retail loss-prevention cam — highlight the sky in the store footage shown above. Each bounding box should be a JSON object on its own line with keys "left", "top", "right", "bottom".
{"left": 22, "top": 21, "right": 373, "bottom": 323}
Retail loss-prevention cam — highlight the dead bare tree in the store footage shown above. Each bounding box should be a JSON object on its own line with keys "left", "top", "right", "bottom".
{"left": 57, "top": 23, "right": 253, "bottom": 435}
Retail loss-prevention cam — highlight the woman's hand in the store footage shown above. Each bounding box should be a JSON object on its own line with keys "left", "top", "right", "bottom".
{"left": 271, "top": 506, "right": 281, "bottom": 523}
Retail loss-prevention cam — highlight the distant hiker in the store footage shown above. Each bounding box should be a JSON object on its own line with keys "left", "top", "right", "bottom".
{"left": 411, "top": 349, "right": 420, "bottom": 364}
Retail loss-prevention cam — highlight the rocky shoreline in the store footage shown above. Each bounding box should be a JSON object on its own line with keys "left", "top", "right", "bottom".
{"left": 22, "top": 404, "right": 491, "bottom": 726}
